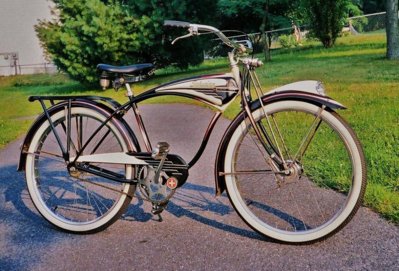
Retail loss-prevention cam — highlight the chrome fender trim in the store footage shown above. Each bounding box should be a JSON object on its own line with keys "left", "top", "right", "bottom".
{"left": 266, "top": 80, "right": 326, "bottom": 96}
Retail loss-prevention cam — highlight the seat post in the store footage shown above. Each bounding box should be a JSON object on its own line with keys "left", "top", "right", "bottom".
{"left": 125, "top": 83, "right": 134, "bottom": 97}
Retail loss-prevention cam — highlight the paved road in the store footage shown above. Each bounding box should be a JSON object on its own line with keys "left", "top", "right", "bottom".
{"left": 0, "top": 104, "right": 398, "bottom": 271}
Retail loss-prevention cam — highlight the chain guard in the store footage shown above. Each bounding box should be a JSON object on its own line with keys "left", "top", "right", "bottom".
{"left": 132, "top": 152, "right": 189, "bottom": 187}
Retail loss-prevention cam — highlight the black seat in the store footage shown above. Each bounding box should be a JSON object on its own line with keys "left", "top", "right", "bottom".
{"left": 97, "top": 63, "right": 154, "bottom": 76}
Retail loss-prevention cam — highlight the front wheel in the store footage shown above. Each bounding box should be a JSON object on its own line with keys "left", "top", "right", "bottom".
{"left": 25, "top": 106, "right": 136, "bottom": 233}
{"left": 223, "top": 101, "right": 366, "bottom": 243}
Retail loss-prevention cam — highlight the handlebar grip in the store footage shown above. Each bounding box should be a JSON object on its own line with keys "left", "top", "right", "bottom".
{"left": 164, "top": 20, "right": 190, "bottom": 28}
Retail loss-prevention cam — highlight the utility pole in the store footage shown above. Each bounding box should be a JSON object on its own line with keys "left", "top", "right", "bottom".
{"left": 260, "top": 0, "right": 271, "bottom": 62}
{"left": 0, "top": 52, "right": 19, "bottom": 75}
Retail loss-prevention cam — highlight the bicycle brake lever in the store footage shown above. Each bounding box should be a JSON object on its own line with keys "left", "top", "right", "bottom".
{"left": 171, "top": 32, "right": 193, "bottom": 45}
{"left": 171, "top": 25, "right": 198, "bottom": 45}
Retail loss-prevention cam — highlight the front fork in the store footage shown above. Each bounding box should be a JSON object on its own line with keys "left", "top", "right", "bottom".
{"left": 232, "top": 57, "right": 287, "bottom": 173}
{"left": 241, "top": 97, "right": 286, "bottom": 173}
{"left": 238, "top": 66, "right": 327, "bottom": 178}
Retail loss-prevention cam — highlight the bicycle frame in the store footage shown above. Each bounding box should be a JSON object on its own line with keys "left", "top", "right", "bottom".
{"left": 18, "top": 55, "right": 345, "bottom": 191}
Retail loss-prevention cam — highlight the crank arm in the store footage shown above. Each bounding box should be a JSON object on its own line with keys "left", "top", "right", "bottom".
{"left": 152, "top": 142, "right": 170, "bottom": 184}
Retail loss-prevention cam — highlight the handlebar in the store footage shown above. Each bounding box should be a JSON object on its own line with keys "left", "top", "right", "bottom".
{"left": 164, "top": 20, "right": 191, "bottom": 28}
{"left": 164, "top": 20, "right": 241, "bottom": 50}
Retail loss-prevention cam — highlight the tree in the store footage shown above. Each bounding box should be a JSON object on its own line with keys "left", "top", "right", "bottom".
{"left": 304, "top": 0, "right": 355, "bottom": 48}
{"left": 124, "top": 0, "right": 218, "bottom": 68}
{"left": 259, "top": 1, "right": 271, "bottom": 61}
{"left": 386, "top": 0, "right": 399, "bottom": 59}
{"left": 358, "top": 0, "right": 386, "bottom": 13}
{"left": 36, "top": 0, "right": 217, "bottom": 84}
{"left": 217, "top": 0, "right": 296, "bottom": 61}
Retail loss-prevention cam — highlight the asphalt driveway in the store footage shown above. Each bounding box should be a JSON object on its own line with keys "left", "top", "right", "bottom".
{"left": 0, "top": 104, "right": 398, "bottom": 270}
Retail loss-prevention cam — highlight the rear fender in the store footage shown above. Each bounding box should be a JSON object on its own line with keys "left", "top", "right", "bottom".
{"left": 214, "top": 83, "right": 345, "bottom": 196}
{"left": 17, "top": 100, "right": 140, "bottom": 171}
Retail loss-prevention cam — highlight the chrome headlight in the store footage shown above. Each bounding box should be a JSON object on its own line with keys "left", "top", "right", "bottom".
{"left": 316, "top": 81, "right": 326, "bottom": 96}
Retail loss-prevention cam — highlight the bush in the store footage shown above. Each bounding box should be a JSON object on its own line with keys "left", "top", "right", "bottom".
{"left": 279, "top": 34, "right": 298, "bottom": 48}
{"left": 36, "top": 0, "right": 217, "bottom": 84}
{"left": 304, "top": 0, "right": 353, "bottom": 48}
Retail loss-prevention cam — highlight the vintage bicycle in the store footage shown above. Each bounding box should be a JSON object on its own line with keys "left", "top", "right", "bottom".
{"left": 18, "top": 21, "right": 366, "bottom": 243}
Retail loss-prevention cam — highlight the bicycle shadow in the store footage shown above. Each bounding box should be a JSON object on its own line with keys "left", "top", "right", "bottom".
{"left": 122, "top": 182, "right": 310, "bottom": 242}
{"left": 0, "top": 163, "right": 260, "bottom": 241}
{"left": 122, "top": 182, "right": 266, "bottom": 241}
{"left": 2, "top": 162, "right": 309, "bottom": 244}
{"left": 0, "top": 164, "right": 67, "bottom": 270}
{"left": 1, "top": 165, "right": 46, "bottom": 226}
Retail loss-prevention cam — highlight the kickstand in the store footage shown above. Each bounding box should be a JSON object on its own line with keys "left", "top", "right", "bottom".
{"left": 151, "top": 203, "right": 165, "bottom": 222}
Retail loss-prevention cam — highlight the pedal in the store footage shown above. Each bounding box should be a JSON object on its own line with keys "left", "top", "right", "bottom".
{"left": 151, "top": 142, "right": 170, "bottom": 160}
{"left": 151, "top": 203, "right": 165, "bottom": 222}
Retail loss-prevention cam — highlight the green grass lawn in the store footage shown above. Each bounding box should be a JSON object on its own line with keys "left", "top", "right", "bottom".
{"left": 0, "top": 33, "right": 398, "bottom": 223}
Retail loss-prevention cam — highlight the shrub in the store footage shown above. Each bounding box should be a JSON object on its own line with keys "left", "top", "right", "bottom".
{"left": 35, "top": 0, "right": 217, "bottom": 84}
{"left": 303, "top": 0, "right": 354, "bottom": 48}
{"left": 279, "top": 34, "right": 298, "bottom": 48}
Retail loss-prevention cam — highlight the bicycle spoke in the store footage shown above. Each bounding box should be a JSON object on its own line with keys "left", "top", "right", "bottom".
{"left": 287, "top": 184, "right": 307, "bottom": 231}
{"left": 87, "top": 189, "right": 111, "bottom": 215}
{"left": 219, "top": 169, "right": 273, "bottom": 176}
{"left": 73, "top": 179, "right": 78, "bottom": 220}
{"left": 29, "top": 151, "right": 65, "bottom": 163}
{"left": 293, "top": 108, "right": 324, "bottom": 162}
{"left": 91, "top": 129, "right": 112, "bottom": 154}
{"left": 76, "top": 115, "right": 83, "bottom": 150}
{"left": 270, "top": 114, "right": 291, "bottom": 161}
{"left": 60, "top": 119, "right": 78, "bottom": 155}
{"left": 246, "top": 126, "right": 275, "bottom": 166}
{"left": 75, "top": 176, "right": 128, "bottom": 195}
{"left": 42, "top": 185, "right": 64, "bottom": 205}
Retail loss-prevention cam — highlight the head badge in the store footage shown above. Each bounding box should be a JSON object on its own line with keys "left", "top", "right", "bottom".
{"left": 166, "top": 177, "right": 178, "bottom": 190}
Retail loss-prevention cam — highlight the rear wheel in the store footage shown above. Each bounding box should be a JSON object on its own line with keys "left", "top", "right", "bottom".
{"left": 223, "top": 101, "right": 366, "bottom": 243}
{"left": 25, "top": 106, "right": 135, "bottom": 233}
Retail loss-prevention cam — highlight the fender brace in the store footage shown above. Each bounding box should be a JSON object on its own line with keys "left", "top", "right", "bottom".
{"left": 17, "top": 95, "right": 140, "bottom": 171}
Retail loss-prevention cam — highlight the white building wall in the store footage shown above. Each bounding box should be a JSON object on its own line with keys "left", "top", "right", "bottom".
{"left": 0, "top": 0, "right": 54, "bottom": 75}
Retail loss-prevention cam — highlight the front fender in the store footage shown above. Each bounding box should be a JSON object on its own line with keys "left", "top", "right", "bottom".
{"left": 17, "top": 99, "right": 140, "bottom": 171}
{"left": 257, "top": 80, "right": 346, "bottom": 110}
{"left": 214, "top": 84, "right": 345, "bottom": 196}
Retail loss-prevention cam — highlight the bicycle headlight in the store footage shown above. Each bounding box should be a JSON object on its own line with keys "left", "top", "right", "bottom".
{"left": 316, "top": 81, "right": 326, "bottom": 96}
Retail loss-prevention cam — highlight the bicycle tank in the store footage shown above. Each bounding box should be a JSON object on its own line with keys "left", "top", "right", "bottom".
{"left": 155, "top": 73, "right": 239, "bottom": 107}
